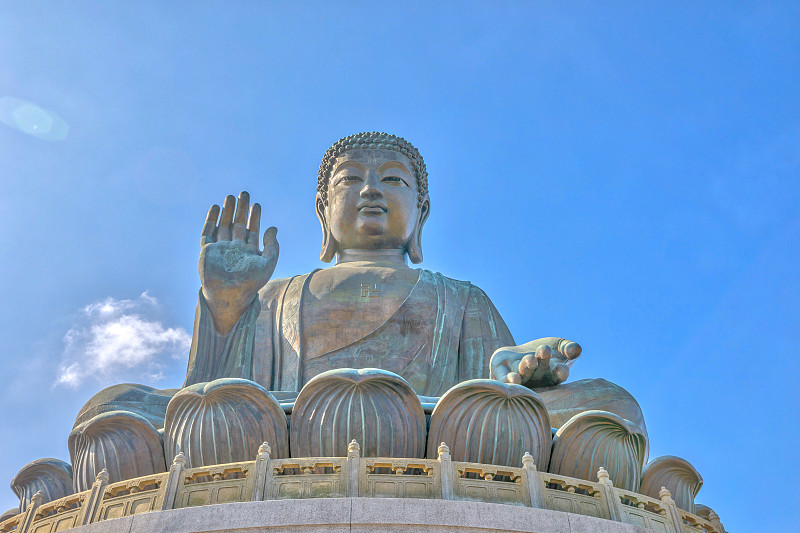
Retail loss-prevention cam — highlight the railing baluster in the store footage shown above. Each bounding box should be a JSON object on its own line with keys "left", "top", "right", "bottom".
{"left": 79, "top": 469, "right": 109, "bottom": 525}
{"left": 707, "top": 508, "right": 725, "bottom": 533}
{"left": 159, "top": 453, "right": 186, "bottom": 511}
{"left": 16, "top": 490, "right": 43, "bottom": 533}
{"left": 522, "top": 452, "right": 545, "bottom": 509}
{"left": 437, "top": 442, "right": 455, "bottom": 500}
{"left": 597, "top": 467, "right": 624, "bottom": 522}
{"left": 347, "top": 440, "right": 361, "bottom": 497}
{"left": 659, "top": 487, "right": 686, "bottom": 533}
{"left": 251, "top": 442, "right": 272, "bottom": 501}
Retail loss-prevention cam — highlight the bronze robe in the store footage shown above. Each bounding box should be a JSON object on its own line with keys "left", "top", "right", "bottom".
{"left": 185, "top": 269, "right": 514, "bottom": 397}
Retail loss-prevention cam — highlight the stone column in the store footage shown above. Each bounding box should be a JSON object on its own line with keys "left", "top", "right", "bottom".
{"left": 159, "top": 453, "right": 186, "bottom": 511}
{"left": 659, "top": 487, "right": 686, "bottom": 533}
{"left": 16, "top": 490, "right": 43, "bottom": 533}
{"left": 707, "top": 509, "right": 726, "bottom": 533}
{"left": 79, "top": 469, "right": 109, "bottom": 525}
{"left": 347, "top": 440, "right": 361, "bottom": 497}
{"left": 437, "top": 443, "right": 455, "bottom": 500}
{"left": 522, "top": 452, "right": 545, "bottom": 509}
{"left": 251, "top": 442, "right": 272, "bottom": 502}
{"left": 597, "top": 466, "right": 624, "bottom": 523}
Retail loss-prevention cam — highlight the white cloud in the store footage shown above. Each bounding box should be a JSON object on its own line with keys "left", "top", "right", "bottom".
{"left": 56, "top": 292, "right": 191, "bottom": 388}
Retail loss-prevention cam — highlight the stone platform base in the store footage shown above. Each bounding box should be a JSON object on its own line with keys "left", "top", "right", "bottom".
{"left": 68, "top": 498, "right": 657, "bottom": 533}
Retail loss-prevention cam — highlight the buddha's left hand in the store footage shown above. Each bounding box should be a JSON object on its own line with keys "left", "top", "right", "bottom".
{"left": 489, "top": 337, "right": 582, "bottom": 388}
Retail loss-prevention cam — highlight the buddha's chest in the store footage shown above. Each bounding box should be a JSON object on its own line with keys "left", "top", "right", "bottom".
{"left": 301, "top": 266, "right": 420, "bottom": 357}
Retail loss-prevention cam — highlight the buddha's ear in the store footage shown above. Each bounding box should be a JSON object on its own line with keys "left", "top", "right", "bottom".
{"left": 316, "top": 194, "right": 336, "bottom": 263}
{"left": 407, "top": 196, "right": 430, "bottom": 264}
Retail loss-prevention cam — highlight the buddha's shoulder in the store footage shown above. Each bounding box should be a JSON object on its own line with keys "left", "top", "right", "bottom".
{"left": 257, "top": 269, "right": 491, "bottom": 302}
{"left": 420, "top": 269, "right": 487, "bottom": 295}
{"left": 257, "top": 273, "right": 313, "bottom": 303}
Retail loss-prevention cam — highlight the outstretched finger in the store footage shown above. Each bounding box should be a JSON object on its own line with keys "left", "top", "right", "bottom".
{"left": 519, "top": 345, "right": 551, "bottom": 382}
{"left": 556, "top": 338, "right": 582, "bottom": 360}
{"left": 551, "top": 362, "right": 570, "bottom": 384}
{"left": 491, "top": 360, "right": 512, "bottom": 383}
{"left": 246, "top": 203, "right": 261, "bottom": 250}
{"left": 201, "top": 204, "right": 220, "bottom": 247}
{"left": 262, "top": 226, "right": 279, "bottom": 258}
{"left": 489, "top": 349, "right": 516, "bottom": 383}
{"left": 217, "top": 195, "right": 236, "bottom": 241}
{"left": 232, "top": 191, "right": 250, "bottom": 242}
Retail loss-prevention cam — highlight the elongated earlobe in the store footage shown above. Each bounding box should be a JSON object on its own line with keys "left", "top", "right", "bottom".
{"left": 316, "top": 196, "right": 336, "bottom": 263}
{"left": 407, "top": 197, "right": 430, "bottom": 264}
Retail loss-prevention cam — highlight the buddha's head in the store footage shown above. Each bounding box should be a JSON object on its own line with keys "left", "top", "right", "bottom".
{"left": 316, "top": 132, "right": 430, "bottom": 264}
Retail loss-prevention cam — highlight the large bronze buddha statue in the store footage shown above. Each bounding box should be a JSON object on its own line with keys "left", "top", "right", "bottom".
{"left": 185, "top": 132, "right": 583, "bottom": 397}
{"left": 182, "top": 131, "right": 644, "bottom": 436}
{"left": 13, "top": 133, "right": 663, "bottom": 511}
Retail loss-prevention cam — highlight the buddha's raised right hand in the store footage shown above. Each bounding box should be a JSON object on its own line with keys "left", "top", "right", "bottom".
{"left": 199, "top": 191, "right": 279, "bottom": 335}
{"left": 489, "top": 337, "right": 582, "bottom": 389}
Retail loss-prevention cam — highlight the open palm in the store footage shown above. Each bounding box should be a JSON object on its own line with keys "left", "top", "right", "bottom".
{"left": 199, "top": 191, "right": 279, "bottom": 334}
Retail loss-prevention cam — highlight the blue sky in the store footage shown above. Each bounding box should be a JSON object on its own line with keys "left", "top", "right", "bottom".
{"left": 1, "top": 3, "right": 798, "bottom": 530}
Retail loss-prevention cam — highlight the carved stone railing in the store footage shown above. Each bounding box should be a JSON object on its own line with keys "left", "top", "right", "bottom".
{"left": 0, "top": 441, "right": 723, "bottom": 533}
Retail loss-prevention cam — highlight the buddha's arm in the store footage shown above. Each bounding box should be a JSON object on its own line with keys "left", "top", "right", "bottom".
{"left": 457, "top": 285, "right": 515, "bottom": 382}
{"left": 186, "top": 191, "right": 280, "bottom": 386}
{"left": 183, "top": 290, "right": 261, "bottom": 386}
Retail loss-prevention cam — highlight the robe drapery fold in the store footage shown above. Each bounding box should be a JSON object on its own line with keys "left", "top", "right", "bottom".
{"left": 184, "top": 289, "right": 261, "bottom": 386}
{"left": 185, "top": 269, "right": 514, "bottom": 397}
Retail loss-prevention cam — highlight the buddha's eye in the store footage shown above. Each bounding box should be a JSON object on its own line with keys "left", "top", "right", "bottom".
{"left": 335, "top": 175, "right": 362, "bottom": 185}
{"left": 381, "top": 176, "right": 409, "bottom": 186}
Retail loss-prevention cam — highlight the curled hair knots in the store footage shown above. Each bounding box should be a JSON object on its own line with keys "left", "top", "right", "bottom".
{"left": 317, "top": 132, "right": 428, "bottom": 206}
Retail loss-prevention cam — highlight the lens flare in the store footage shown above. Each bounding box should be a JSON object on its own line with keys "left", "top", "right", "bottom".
{"left": 0, "top": 97, "right": 69, "bottom": 140}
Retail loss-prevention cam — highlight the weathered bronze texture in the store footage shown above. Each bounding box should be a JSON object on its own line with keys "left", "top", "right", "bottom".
{"left": 10, "top": 458, "right": 73, "bottom": 513}
{"left": 68, "top": 410, "right": 166, "bottom": 492}
{"left": 290, "top": 368, "right": 426, "bottom": 458}
{"left": 641, "top": 455, "right": 703, "bottom": 513}
{"left": 164, "top": 378, "right": 289, "bottom": 468}
{"left": 73, "top": 383, "right": 177, "bottom": 431}
{"left": 534, "top": 377, "right": 648, "bottom": 454}
{"left": 426, "top": 379, "right": 551, "bottom": 469}
{"left": 549, "top": 410, "right": 647, "bottom": 492}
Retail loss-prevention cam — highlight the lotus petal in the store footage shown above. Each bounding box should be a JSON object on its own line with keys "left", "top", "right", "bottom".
{"left": 164, "top": 378, "right": 288, "bottom": 468}
{"left": 11, "top": 458, "right": 73, "bottom": 513}
{"left": 291, "top": 368, "right": 425, "bottom": 458}
{"left": 641, "top": 455, "right": 703, "bottom": 513}
{"left": 549, "top": 410, "right": 646, "bottom": 491}
{"left": 68, "top": 410, "right": 166, "bottom": 492}
{"left": 74, "top": 383, "right": 176, "bottom": 430}
{"left": 427, "top": 379, "right": 551, "bottom": 469}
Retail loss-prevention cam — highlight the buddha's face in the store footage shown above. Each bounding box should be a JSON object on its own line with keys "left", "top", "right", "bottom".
{"left": 320, "top": 149, "right": 428, "bottom": 257}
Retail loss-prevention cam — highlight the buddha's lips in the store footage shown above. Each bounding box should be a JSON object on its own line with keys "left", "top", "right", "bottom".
{"left": 358, "top": 202, "right": 388, "bottom": 213}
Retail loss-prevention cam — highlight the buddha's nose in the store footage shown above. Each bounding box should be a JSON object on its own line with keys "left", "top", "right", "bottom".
{"left": 359, "top": 178, "right": 383, "bottom": 200}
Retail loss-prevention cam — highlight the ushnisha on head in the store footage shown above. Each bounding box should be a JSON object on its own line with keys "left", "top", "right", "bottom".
{"left": 316, "top": 132, "right": 431, "bottom": 264}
